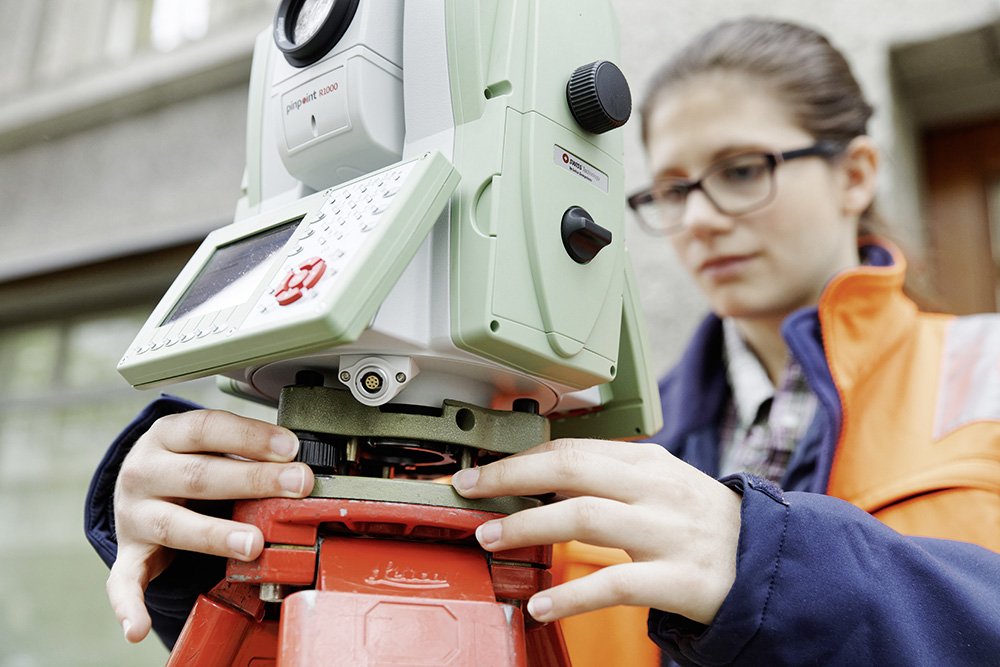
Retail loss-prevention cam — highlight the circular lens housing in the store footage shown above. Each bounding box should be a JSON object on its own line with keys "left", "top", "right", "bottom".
{"left": 274, "top": 0, "right": 360, "bottom": 68}
{"left": 293, "top": 0, "right": 335, "bottom": 44}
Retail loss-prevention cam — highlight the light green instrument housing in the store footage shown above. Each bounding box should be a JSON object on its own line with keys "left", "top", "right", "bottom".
{"left": 117, "top": 0, "right": 662, "bottom": 445}
{"left": 442, "top": 1, "right": 659, "bottom": 439}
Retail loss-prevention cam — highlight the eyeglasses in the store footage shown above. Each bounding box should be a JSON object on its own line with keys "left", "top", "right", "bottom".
{"left": 627, "top": 141, "right": 844, "bottom": 235}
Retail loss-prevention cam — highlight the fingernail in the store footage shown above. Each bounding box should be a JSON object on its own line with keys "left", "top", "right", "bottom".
{"left": 279, "top": 466, "right": 306, "bottom": 495}
{"left": 475, "top": 521, "right": 502, "bottom": 546}
{"left": 527, "top": 596, "right": 553, "bottom": 620}
{"left": 452, "top": 467, "right": 480, "bottom": 493}
{"left": 121, "top": 618, "right": 132, "bottom": 642}
{"left": 227, "top": 531, "right": 254, "bottom": 559}
{"left": 271, "top": 433, "right": 299, "bottom": 459}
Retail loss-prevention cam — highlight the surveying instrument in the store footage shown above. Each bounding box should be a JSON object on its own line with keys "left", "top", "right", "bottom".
{"left": 118, "top": 0, "right": 661, "bottom": 664}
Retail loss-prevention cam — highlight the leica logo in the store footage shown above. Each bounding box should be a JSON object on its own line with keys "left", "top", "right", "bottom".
{"left": 365, "top": 561, "right": 450, "bottom": 590}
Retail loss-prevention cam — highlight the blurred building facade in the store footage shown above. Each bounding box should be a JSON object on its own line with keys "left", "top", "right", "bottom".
{"left": 0, "top": 1, "right": 274, "bottom": 664}
{"left": 0, "top": 0, "right": 998, "bottom": 665}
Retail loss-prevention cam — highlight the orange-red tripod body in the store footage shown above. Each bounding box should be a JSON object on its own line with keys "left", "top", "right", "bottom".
{"left": 166, "top": 497, "right": 571, "bottom": 666}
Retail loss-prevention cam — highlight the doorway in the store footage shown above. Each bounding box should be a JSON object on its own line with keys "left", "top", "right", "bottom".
{"left": 923, "top": 119, "right": 1000, "bottom": 314}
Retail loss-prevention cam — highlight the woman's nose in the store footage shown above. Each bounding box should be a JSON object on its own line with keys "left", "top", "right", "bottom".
{"left": 680, "top": 188, "right": 734, "bottom": 236}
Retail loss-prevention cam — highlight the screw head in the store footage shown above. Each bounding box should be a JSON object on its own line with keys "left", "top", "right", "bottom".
{"left": 395, "top": 372, "right": 407, "bottom": 383}
{"left": 339, "top": 371, "right": 351, "bottom": 383}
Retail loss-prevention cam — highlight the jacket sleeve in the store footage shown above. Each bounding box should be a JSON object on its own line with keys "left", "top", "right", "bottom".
{"left": 649, "top": 474, "right": 1000, "bottom": 666}
{"left": 83, "top": 395, "right": 230, "bottom": 650}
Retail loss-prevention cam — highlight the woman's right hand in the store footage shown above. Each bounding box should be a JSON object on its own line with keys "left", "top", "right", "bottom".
{"left": 105, "top": 409, "right": 315, "bottom": 643}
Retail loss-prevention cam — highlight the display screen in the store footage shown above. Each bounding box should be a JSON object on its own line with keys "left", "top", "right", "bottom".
{"left": 161, "top": 219, "right": 302, "bottom": 326}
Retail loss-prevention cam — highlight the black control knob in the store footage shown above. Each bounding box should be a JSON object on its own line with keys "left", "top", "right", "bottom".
{"left": 295, "top": 434, "right": 341, "bottom": 474}
{"left": 561, "top": 207, "right": 612, "bottom": 264}
{"left": 566, "top": 60, "right": 631, "bottom": 134}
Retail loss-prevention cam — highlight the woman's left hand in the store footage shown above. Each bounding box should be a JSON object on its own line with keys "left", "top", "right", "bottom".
{"left": 451, "top": 438, "right": 742, "bottom": 625}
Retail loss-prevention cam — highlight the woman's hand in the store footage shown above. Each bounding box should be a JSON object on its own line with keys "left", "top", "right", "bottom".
{"left": 105, "top": 409, "right": 315, "bottom": 643}
{"left": 451, "top": 438, "right": 741, "bottom": 626}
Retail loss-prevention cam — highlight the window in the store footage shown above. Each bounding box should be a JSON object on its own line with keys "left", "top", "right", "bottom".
{"left": 0, "top": 304, "right": 275, "bottom": 665}
{"left": 151, "top": 0, "right": 211, "bottom": 52}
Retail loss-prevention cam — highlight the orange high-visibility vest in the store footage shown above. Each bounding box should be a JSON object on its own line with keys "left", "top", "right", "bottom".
{"left": 821, "top": 241, "right": 1000, "bottom": 551}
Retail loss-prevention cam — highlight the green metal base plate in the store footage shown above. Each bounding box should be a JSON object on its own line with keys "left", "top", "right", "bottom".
{"left": 309, "top": 474, "right": 540, "bottom": 514}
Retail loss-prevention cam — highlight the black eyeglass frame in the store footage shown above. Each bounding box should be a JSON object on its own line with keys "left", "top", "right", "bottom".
{"left": 627, "top": 141, "right": 846, "bottom": 235}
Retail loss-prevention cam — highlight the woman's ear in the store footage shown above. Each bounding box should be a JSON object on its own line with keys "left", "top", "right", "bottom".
{"left": 838, "top": 136, "right": 879, "bottom": 218}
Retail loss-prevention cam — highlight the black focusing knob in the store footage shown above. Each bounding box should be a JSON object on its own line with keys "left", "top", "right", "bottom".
{"left": 561, "top": 207, "right": 612, "bottom": 264}
{"left": 566, "top": 60, "right": 631, "bottom": 134}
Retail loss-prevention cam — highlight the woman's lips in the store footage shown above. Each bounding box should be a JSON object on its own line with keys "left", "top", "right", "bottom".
{"left": 698, "top": 253, "right": 757, "bottom": 281}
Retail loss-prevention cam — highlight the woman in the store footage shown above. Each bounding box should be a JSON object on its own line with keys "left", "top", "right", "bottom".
{"left": 451, "top": 18, "right": 1000, "bottom": 665}
{"left": 90, "top": 18, "right": 1000, "bottom": 666}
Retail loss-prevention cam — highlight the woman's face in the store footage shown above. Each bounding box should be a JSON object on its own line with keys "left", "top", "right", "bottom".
{"left": 644, "top": 71, "right": 862, "bottom": 322}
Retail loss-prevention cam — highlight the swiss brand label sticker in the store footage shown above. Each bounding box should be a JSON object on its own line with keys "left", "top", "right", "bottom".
{"left": 554, "top": 145, "right": 608, "bottom": 193}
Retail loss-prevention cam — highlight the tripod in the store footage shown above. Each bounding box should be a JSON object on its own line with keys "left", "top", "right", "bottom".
{"left": 164, "top": 383, "right": 572, "bottom": 666}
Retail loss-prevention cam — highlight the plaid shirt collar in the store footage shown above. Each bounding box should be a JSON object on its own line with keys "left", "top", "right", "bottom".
{"left": 722, "top": 318, "right": 777, "bottom": 427}
{"left": 719, "top": 318, "right": 819, "bottom": 483}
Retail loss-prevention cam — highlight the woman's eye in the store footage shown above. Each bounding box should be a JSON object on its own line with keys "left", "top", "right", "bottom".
{"left": 719, "top": 162, "right": 767, "bottom": 183}
{"left": 656, "top": 183, "right": 688, "bottom": 205}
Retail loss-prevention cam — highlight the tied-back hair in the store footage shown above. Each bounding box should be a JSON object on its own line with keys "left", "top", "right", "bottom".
{"left": 639, "top": 18, "right": 887, "bottom": 239}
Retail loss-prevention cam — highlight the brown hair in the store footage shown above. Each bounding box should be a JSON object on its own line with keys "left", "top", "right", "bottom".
{"left": 639, "top": 18, "right": 887, "bottom": 237}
